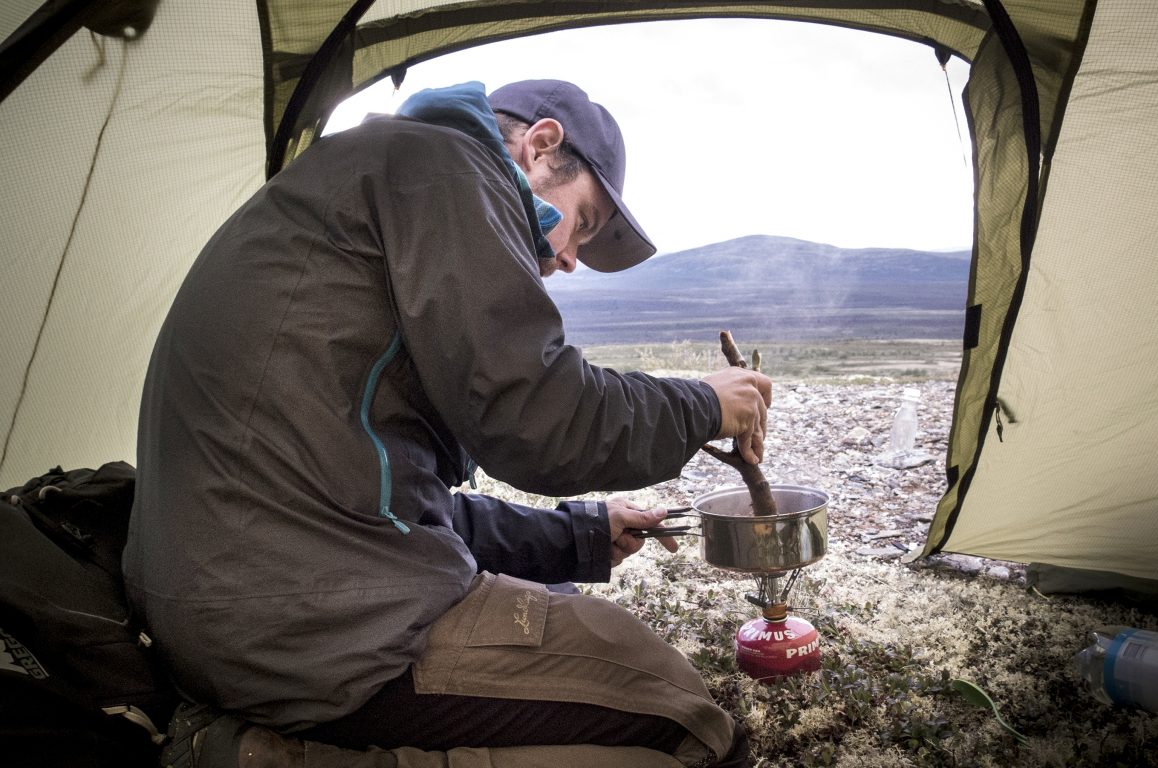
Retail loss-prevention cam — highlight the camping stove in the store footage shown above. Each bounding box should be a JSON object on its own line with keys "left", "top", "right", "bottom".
{"left": 686, "top": 485, "right": 827, "bottom": 682}
{"left": 647, "top": 485, "right": 829, "bottom": 683}
{"left": 734, "top": 566, "right": 822, "bottom": 681}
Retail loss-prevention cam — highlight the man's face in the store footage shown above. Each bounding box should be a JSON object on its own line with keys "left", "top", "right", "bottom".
{"left": 528, "top": 166, "right": 616, "bottom": 278}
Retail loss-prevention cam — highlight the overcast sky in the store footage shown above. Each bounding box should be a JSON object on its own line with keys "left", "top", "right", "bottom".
{"left": 327, "top": 18, "right": 974, "bottom": 257}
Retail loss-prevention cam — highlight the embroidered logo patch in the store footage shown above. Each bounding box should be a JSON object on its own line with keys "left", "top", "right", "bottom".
{"left": 513, "top": 590, "right": 539, "bottom": 635}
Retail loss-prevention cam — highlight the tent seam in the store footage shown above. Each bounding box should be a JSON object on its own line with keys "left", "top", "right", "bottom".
{"left": 267, "top": 0, "right": 377, "bottom": 178}
{"left": 256, "top": 0, "right": 275, "bottom": 177}
{"left": 0, "top": 36, "right": 128, "bottom": 478}
{"left": 930, "top": 0, "right": 1042, "bottom": 554}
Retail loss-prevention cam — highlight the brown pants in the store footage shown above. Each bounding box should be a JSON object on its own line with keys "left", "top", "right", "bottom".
{"left": 301, "top": 573, "right": 745, "bottom": 766}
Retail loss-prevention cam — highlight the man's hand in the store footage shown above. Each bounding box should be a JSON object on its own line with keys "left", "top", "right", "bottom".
{"left": 702, "top": 366, "right": 773, "bottom": 465}
{"left": 606, "top": 498, "right": 679, "bottom": 568}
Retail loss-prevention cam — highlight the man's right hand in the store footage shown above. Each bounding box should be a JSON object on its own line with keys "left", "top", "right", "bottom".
{"left": 702, "top": 367, "right": 773, "bottom": 464}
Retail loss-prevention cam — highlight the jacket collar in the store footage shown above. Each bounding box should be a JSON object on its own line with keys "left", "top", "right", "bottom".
{"left": 396, "top": 82, "right": 560, "bottom": 261}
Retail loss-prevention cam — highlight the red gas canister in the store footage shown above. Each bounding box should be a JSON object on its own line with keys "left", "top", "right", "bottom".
{"left": 734, "top": 607, "right": 821, "bottom": 681}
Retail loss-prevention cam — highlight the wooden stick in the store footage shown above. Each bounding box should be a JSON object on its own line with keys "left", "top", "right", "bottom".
{"left": 700, "top": 443, "right": 776, "bottom": 515}
{"left": 702, "top": 331, "right": 778, "bottom": 516}
{"left": 719, "top": 330, "right": 747, "bottom": 368}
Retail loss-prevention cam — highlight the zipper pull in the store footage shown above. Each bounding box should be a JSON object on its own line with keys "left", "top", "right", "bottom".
{"left": 382, "top": 507, "right": 411, "bottom": 534}
{"left": 467, "top": 458, "right": 479, "bottom": 490}
{"left": 993, "top": 398, "right": 1016, "bottom": 443}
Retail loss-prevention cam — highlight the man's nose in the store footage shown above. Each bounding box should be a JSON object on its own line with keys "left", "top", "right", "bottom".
{"left": 555, "top": 246, "right": 578, "bottom": 273}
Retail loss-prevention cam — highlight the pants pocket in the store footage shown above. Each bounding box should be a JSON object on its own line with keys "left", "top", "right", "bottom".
{"left": 464, "top": 574, "right": 548, "bottom": 648}
{"left": 413, "top": 572, "right": 547, "bottom": 693}
{"left": 412, "top": 573, "right": 735, "bottom": 763}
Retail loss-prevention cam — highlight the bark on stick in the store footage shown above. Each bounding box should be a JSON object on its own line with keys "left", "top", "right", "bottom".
{"left": 703, "top": 331, "right": 778, "bottom": 516}
{"left": 720, "top": 330, "right": 747, "bottom": 368}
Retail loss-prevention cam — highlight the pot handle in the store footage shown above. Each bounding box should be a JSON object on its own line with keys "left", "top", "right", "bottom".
{"left": 629, "top": 525, "right": 701, "bottom": 539}
{"left": 627, "top": 506, "right": 700, "bottom": 539}
{"left": 662, "top": 506, "right": 695, "bottom": 519}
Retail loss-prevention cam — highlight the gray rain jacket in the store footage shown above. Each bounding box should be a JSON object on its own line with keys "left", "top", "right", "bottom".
{"left": 122, "top": 97, "right": 721, "bottom": 731}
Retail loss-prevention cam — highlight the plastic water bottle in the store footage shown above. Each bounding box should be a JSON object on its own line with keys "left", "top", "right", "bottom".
{"left": 1073, "top": 626, "right": 1158, "bottom": 712}
{"left": 888, "top": 388, "right": 921, "bottom": 454}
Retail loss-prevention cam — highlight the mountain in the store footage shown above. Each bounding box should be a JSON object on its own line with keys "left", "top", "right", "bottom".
{"left": 546, "top": 235, "right": 971, "bottom": 345}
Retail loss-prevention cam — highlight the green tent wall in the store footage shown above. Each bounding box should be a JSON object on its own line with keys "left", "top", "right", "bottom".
{"left": 2, "top": 0, "right": 1155, "bottom": 589}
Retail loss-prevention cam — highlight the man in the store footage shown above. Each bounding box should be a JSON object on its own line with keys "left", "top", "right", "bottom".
{"left": 124, "top": 80, "right": 771, "bottom": 767}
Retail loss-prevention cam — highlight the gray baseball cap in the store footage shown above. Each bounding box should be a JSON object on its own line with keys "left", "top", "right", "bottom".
{"left": 489, "top": 80, "right": 656, "bottom": 273}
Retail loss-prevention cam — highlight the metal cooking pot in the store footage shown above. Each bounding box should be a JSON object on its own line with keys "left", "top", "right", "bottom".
{"left": 663, "top": 485, "right": 828, "bottom": 573}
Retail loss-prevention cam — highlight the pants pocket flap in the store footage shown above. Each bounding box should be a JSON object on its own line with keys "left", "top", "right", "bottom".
{"left": 465, "top": 575, "right": 548, "bottom": 648}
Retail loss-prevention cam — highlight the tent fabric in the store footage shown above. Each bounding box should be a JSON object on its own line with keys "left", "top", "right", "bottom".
{"left": 929, "top": 0, "right": 1158, "bottom": 583}
{"left": 1027, "top": 564, "right": 1158, "bottom": 604}
{"left": 0, "top": 2, "right": 266, "bottom": 485}
{"left": 2, "top": 0, "right": 1153, "bottom": 591}
{"left": 924, "top": 0, "right": 1095, "bottom": 562}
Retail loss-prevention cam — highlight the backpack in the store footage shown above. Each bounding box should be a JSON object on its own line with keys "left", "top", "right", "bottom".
{"left": 0, "top": 463, "right": 177, "bottom": 767}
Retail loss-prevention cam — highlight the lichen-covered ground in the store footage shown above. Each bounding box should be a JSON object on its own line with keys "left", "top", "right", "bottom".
{"left": 471, "top": 376, "right": 1158, "bottom": 767}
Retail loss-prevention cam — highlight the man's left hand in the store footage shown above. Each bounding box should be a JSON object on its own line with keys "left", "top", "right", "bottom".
{"left": 606, "top": 498, "right": 679, "bottom": 568}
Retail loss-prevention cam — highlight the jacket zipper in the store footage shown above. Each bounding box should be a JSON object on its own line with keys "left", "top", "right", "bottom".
{"left": 359, "top": 334, "right": 410, "bottom": 534}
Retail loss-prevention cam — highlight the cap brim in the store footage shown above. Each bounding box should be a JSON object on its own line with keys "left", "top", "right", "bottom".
{"left": 578, "top": 172, "right": 656, "bottom": 273}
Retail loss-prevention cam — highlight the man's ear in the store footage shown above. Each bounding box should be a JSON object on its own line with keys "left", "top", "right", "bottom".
{"left": 523, "top": 118, "right": 565, "bottom": 164}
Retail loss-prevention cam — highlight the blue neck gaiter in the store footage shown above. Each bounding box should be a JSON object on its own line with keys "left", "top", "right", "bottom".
{"left": 395, "top": 82, "right": 561, "bottom": 261}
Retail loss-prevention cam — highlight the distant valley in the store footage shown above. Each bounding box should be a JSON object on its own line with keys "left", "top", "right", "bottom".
{"left": 546, "top": 235, "right": 971, "bottom": 346}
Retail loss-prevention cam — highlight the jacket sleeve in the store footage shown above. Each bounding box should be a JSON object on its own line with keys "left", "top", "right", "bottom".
{"left": 451, "top": 493, "right": 611, "bottom": 583}
{"left": 371, "top": 129, "right": 722, "bottom": 497}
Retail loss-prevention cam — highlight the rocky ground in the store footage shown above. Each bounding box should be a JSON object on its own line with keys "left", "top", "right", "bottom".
{"left": 645, "top": 379, "right": 992, "bottom": 575}
{"left": 473, "top": 376, "right": 1158, "bottom": 767}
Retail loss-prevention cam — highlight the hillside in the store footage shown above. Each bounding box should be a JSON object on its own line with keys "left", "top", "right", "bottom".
{"left": 547, "top": 235, "right": 971, "bottom": 345}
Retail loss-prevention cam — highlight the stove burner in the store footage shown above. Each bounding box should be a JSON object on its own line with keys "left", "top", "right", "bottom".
{"left": 734, "top": 571, "right": 821, "bottom": 681}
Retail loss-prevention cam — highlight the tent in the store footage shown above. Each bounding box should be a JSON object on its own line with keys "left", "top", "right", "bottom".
{"left": 2, "top": 0, "right": 1155, "bottom": 593}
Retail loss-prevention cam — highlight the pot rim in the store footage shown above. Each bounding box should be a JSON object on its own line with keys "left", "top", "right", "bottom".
{"left": 692, "top": 484, "right": 829, "bottom": 522}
